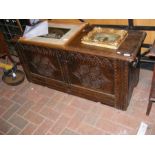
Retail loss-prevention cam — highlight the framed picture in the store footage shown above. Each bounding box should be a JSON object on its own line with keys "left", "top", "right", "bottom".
{"left": 81, "top": 27, "right": 128, "bottom": 49}
{"left": 20, "top": 22, "right": 87, "bottom": 46}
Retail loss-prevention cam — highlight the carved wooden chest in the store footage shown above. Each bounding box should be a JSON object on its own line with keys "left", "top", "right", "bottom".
{"left": 16, "top": 24, "right": 146, "bottom": 110}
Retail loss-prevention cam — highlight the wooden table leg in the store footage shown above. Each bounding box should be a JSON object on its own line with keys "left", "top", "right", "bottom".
{"left": 146, "top": 64, "right": 155, "bottom": 116}
{"left": 146, "top": 100, "right": 153, "bottom": 115}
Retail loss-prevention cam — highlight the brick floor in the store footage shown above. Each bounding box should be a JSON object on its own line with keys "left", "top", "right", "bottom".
{"left": 0, "top": 68, "right": 155, "bottom": 135}
{"left": 8, "top": 114, "right": 28, "bottom": 129}
{"left": 20, "top": 123, "right": 37, "bottom": 135}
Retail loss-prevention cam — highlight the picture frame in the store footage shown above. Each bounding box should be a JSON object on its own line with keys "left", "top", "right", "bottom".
{"left": 81, "top": 27, "right": 128, "bottom": 49}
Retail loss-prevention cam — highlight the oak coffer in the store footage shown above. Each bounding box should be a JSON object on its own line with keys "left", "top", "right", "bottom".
{"left": 15, "top": 22, "right": 146, "bottom": 110}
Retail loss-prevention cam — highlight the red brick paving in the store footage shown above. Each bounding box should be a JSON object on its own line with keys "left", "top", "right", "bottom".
{"left": 0, "top": 68, "right": 155, "bottom": 135}
{"left": 77, "top": 122, "right": 104, "bottom": 135}
{"left": 24, "top": 110, "right": 44, "bottom": 125}
{"left": 39, "top": 106, "right": 60, "bottom": 121}
{"left": 0, "top": 107, "right": 7, "bottom": 116}
{"left": 0, "top": 118, "right": 12, "bottom": 133}
{"left": 33, "top": 119, "right": 54, "bottom": 135}
{"left": 0, "top": 97, "right": 14, "bottom": 108}
{"left": 50, "top": 115, "right": 70, "bottom": 134}
{"left": 67, "top": 110, "right": 86, "bottom": 131}
{"left": 62, "top": 105, "right": 78, "bottom": 117}
{"left": 8, "top": 114, "right": 28, "bottom": 129}
{"left": 11, "top": 94, "right": 27, "bottom": 105}
{"left": 17, "top": 101, "right": 35, "bottom": 116}
{"left": 96, "top": 118, "right": 135, "bottom": 134}
{"left": 7, "top": 127, "right": 20, "bottom": 135}
{"left": 2, "top": 103, "right": 20, "bottom": 120}
{"left": 20, "top": 123, "right": 37, "bottom": 135}
{"left": 61, "top": 128, "right": 79, "bottom": 135}
{"left": 31, "top": 97, "right": 50, "bottom": 113}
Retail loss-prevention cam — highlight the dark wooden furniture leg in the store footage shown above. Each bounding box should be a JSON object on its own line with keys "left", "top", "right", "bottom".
{"left": 146, "top": 65, "right": 155, "bottom": 115}
{"left": 146, "top": 100, "right": 153, "bottom": 115}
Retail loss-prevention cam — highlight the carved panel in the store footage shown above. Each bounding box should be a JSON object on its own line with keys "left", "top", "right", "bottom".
{"left": 18, "top": 44, "right": 64, "bottom": 81}
{"left": 30, "top": 54, "right": 58, "bottom": 77}
{"left": 66, "top": 52, "right": 114, "bottom": 94}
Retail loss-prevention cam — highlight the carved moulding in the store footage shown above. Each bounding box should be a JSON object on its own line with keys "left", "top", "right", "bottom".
{"left": 66, "top": 51, "right": 114, "bottom": 68}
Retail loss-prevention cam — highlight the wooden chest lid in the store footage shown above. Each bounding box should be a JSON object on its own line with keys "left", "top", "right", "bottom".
{"left": 18, "top": 23, "right": 146, "bottom": 62}
{"left": 67, "top": 25, "right": 146, "bottom": 62}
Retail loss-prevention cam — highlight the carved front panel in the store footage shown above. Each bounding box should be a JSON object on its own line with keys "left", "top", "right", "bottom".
{"left": 66, "top": 52, "right": 115, "bottom": 94}
{"left": 19, "top": 45, "right": 64, "bottom": 82}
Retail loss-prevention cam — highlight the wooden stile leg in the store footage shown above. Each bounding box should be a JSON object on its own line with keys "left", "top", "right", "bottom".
{"left": 146, "top": 100, "right": 153, "bottom": 115}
